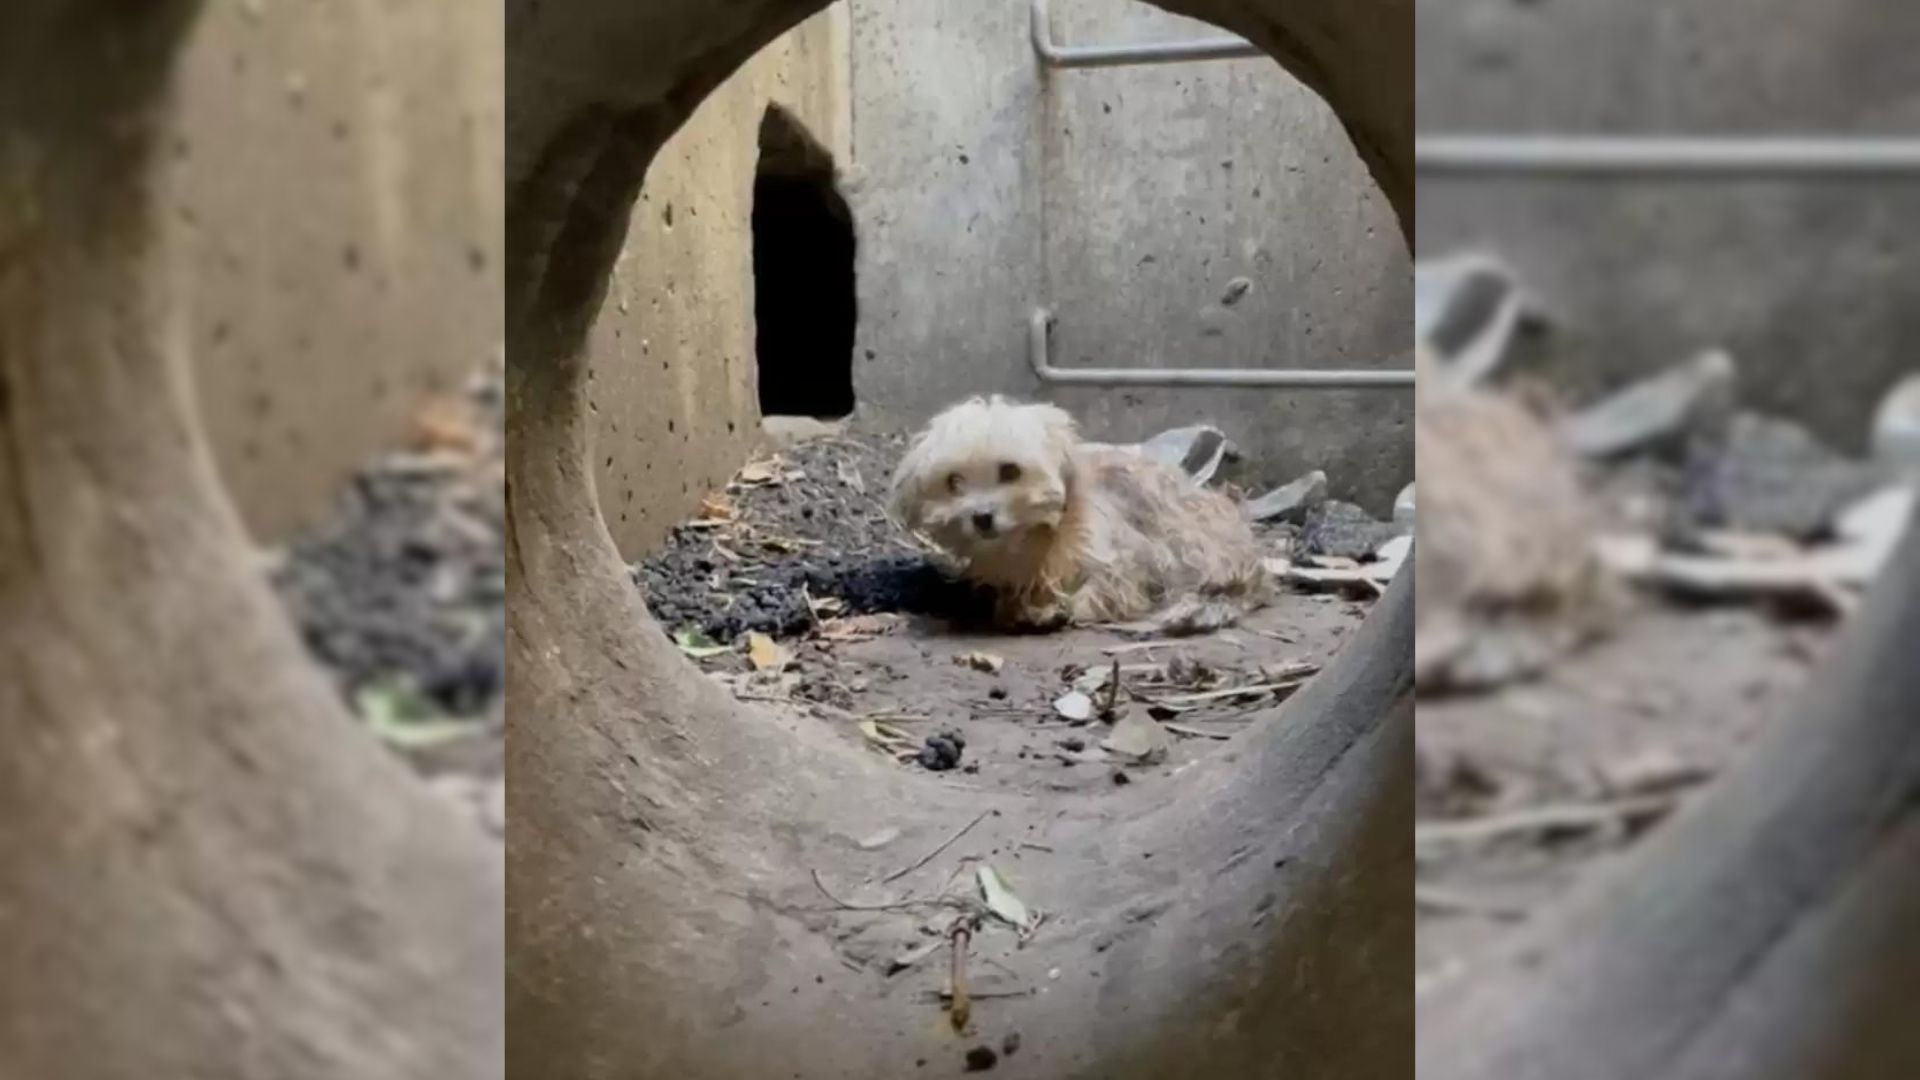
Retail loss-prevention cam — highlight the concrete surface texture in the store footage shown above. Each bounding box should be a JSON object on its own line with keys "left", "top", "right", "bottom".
{"left": 169, "top": 0, "right": 504, "bottom": 542}
{"left": 588, "top": 7, "right": 852, "bottom": 557}
{"left": 847, "top": 0, "right": 1414, "bottom": 513}
{"left": 1417, "top": 0, "right": 1920, "bottom": 450}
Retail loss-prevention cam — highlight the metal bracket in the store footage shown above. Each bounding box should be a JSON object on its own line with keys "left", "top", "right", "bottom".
{"left": 1030, "top": 0, "right": 1261, "bottom": 69}
{"left": 1028, "top": 308, "right": 1413, "bottom": 389}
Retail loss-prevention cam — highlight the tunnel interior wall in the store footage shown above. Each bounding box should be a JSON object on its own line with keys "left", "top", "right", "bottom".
{"left": 845, "top": 0, "right": 1414, "bottom": 513}
{"left": 587, "top": 7, "right": 852, "bottom": 557}
{"left": 171, "top": 0, "right": 505, "bottom": 543}
{"left": 1418, "top": 0, "right": 1920, "bottom": 451}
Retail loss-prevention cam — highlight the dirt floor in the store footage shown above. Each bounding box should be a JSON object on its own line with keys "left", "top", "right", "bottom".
{"left": 1414, "top": 599, "right": 1833, "bottom": 987}
{"left": 635, "top": 432, "right": 1384, "bottom": 795}
{"left": 267, "top": 362, "right": 506, "bottom": 835}
{"left": 1411, "top": 376, "right": 1900, "bottom": 991}
{"left": 621, "top": 431, "right": 1399, "bottom": 1067}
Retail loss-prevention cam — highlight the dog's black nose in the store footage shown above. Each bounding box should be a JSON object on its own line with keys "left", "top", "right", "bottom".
{"left": 971, "top": 513, "right": 996, "bottom": 535}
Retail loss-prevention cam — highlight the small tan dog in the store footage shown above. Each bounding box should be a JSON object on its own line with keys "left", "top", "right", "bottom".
{"left": 889, "top": 395, "right": 1269, "bottom": 631}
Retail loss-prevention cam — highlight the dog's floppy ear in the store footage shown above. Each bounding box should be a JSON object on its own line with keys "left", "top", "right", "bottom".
{"left": 1027, "top": 402, "right": 1080, "bottom": 469}
{"left": 888, "top": 428, "right": 933, "bottom": 530}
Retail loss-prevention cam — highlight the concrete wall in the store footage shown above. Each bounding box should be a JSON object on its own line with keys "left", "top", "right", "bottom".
{"left": 170, "top": 0, "right": 504, "bottom": 542}
{"left": 846, "top": 0, "right": 1413, "bottom": 512}
{"left": 1417, "top": 0, "right": 1920, "bottom": 451}
{"left": 589, "top": 7, "right": 852, "bottom": 557}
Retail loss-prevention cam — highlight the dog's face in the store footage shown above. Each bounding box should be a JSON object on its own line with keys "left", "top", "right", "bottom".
{"left": 890, "top": 396, "right": 1078, "bottom": 556}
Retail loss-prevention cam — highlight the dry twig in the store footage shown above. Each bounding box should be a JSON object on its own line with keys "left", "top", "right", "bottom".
{"left": 883, "top": 810, "right": 994, "bottom": 883}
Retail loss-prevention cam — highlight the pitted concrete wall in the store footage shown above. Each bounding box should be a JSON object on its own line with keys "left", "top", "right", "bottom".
{"left": 589, "top": 7, "right": 852, "bottom": 557}
{"left": 172, "top": 0, "right": 504, "bottom": 542}
{"left": 847, "top": 0, "right": 1413, "bottom": 512}
{"left": 1417, "top": 0, "right": 1920, "bottom": 450}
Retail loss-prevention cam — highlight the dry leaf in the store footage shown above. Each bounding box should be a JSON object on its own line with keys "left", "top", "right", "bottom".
{"left": 696, "top": 493, "right": 736, "bottom": 523}
{"left": 1052, "top": 690, "right": 1094, "bottom": 722}
{"left": 859, "top": 720, "right": 917, "bottom": 754}
{"left": 746, "top": 632, "right": 793, "bottom": 671}
{"left": 976, "top": 865, "right": 1039, "bottom": 935}
{"left": 1102, "top": 714, "right": 1172, "bottom": 764}
{"left": 735, "top": 457, "right": 786, "bottom": 486}
{"left": 410, "top": 397, "right": 481, "bottom": 454}
{"left": 956, "top": 651, "right": 1005, "bottom": 674}
{"left": 672, "top": 627, "right": 732, "bottom": 659}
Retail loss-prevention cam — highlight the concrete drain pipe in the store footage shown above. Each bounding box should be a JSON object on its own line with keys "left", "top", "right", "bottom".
{"left": 503, "top": 0, "right": 1412, "bottom": 1076}
{"left": 1, "top": 4, "right": 503, "bottom": 1078}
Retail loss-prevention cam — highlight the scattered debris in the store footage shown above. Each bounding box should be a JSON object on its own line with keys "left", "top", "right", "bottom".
{"left": 948, "top": 919, "right": 974, "bottom": 1032}
{"left": 1300, "top": 500, "right": 1408, "bottom": 560}
{"left": 1681, "top": 412, "right": 1885, "bottom": 541}
{"left": 355, "top": 679, "right": 487, "bottom": 751}
{"left": 1101, "top": 714, "right": 1172, "bottom": 764}
{"left": 1051, "top": 690, "right": 1095, "bottom": 723}
{"left": 1162, "top": 722, "right": 1234, "bottom": 741}
{"left": 1132, "top": 425, "right": 1237, "bottom": 485}
{"left": 1557, "top": 349, "right": 1735, "bottom": 461}
{"left": 859, "top": 719, "right": 920, "bottom": 757}
{"left": 1414, "top": 883, "right": 1528, "bottom": 921}
{"left": 976, "top": 865, "right": 1040, "bottom": 936}
{"left": 1393, "top": 482, "right": 1417, "bottom": 526}
{"left": 883, "top": 810, "right": 994, "bottom": 883}
{"left": 884, "top": 936, "right": 946, "bottom": 976}
{"left": 1872, "top": 372, "right": 1920, "bottom": 472}
{"left": 1243, "top": 469, "right": 1327, "bottom": 523}
{"left": 746, "top": 631, "right": 793, "bottom": 671}
{"left": 273, "top": 369, "right": 505, "bottom": 718}
{"left": 1596, "top": 748, "right": 1711, "bottom": 797}
{"left": 963, "top": 1046, "right": 999, "bottom": 1072}
{"left": 809, "top": 869, "right": 935, "bottom": 913}
{"left": 1414, "top": 250, "right": 1539, "bottom": 390}
{"left": 918, "top": 729, "right": 967, "bottom": 771}
{"left": 956, "top": 651, "right": 1005, "bottom": 674}
{"left": 1414, "top": 793, "right": 1679, "bottom": 859}
{"left": 634, "top": 435, "right": 996, "bottom": 643}
{"left": 672, "top": 627, "right": 732, "bottom": 659}
{"left": 1595, "top": 483, "right": 1910, "bottom": 615}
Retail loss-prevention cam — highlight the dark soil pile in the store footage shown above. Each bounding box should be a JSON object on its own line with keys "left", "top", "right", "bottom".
{"left": 271, "top": 369, "right": 506, "bottom": 718}
{"left": 634, "top": 435, "right": 996, "bottom": 642}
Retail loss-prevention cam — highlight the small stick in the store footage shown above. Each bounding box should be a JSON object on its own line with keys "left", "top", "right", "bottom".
{"left": 929, "top": 988, "right": 1033, "bottom": 1002}
{"left": 883, "top": 810, "right": 994, "bottom": 883}
{"left": 948, "top": 921, "right": 972, "bottom": 1032}
{"left": 1414, "top": 884, "right": 1529, "bottom": 921}
{"left": 810, "top": 868, "right": 924, "bottom": 912}
{"left": 1414, "top": 794, "right": 1678, "bottom": 853}
{"left": 1153, "top": 680, "right": 1304, "bottom": 708}
{"left": 1162, "top": 722, "right": 1234, "bottom": 741}
{"left": 1100, "top": 640, "right": 1175, "bottom": 656}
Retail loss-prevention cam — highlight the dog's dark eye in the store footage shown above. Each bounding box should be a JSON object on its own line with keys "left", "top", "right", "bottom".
{"left": 947, "top": 472, "right": 964, "bottom": 493}
{"left": 998, "top": 462, "right": 1022, "bottom": 482}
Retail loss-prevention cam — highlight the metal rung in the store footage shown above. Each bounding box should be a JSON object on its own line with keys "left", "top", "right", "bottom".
{"left": 1031, "top": 0, "right": 1261, "bottom": 69}
{"left": 1418, "top": 135, "right": 1920, "bottom": 177}
{"left": 1028, "top": 309, "right": 1412, "bottom": 389}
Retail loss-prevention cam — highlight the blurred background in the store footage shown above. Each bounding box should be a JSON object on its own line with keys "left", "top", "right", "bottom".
{"left": 1413, "top": 0, "right": 1918, "bottom": 996}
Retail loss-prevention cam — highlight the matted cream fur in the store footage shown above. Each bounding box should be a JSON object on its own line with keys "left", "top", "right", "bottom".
{"left": 889, "top": 396, "right": 1269, "bottom": 631}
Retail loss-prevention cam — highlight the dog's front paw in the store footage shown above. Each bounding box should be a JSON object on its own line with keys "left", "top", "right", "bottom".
{"left": 1002, "top": 601, "right": 1071, "bottom": 633}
